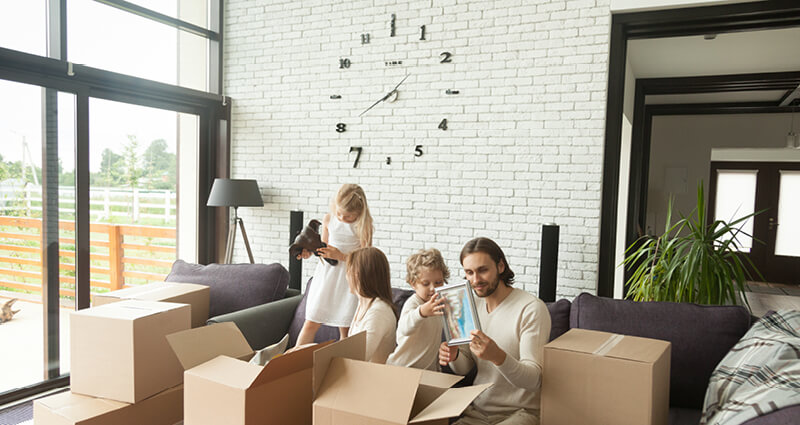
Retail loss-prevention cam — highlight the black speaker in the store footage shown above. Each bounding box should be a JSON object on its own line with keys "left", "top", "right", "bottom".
{"left": 539, "top": 223, "right": 559, "bottom": 302}
{"left": 289, "top": 210, "right": 304, "bottom": 291}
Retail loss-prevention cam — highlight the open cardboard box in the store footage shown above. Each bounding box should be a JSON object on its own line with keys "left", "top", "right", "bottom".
{"left": 70, "top": 300, "right": 191, "bottom": 403}
{"left": 167, "top": 322, "right": 357, "bottom": 425}
{"left": 541, "top": 328, "right": 671, "bottom": 425}
{"left": 93, "top": 282, "right": 210, "bottom": 328}
{"left": 312, "top": 337, "right": 491, "bottom": 425}
{"left": 33, "top": 384, "right": 183, "bottom": 425}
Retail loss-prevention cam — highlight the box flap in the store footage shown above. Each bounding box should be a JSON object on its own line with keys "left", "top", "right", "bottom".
{"left": 409, "top": 384, "right": 492, "bottom": 423}
{"left": 74, "top": 299, "right": 186, "bottom": 320}
{"left": 166, "top": 322, "right": 253, "bottom": 370}
{"left": 315, "top": 357, "right": 420, "bottom": 424}
{"left": 419, "top": 369, "right": 463, "bottom": 389}
{"left": 106, "top": 282, "right": 207, "bottom": 301}
{"left": 186, "top": 355, "right": 262, "bottom": 389}
{"left": 250, "top": 339, "right": 332, "bottom": 388}
{"left": 546, "top": 328, "right": 671, "bottom": 364}
{"left": 312, "top": 331, "right": 367, "bottom": 396}
{"left": 36, "top": 391, "right": 129, "bottom": 419}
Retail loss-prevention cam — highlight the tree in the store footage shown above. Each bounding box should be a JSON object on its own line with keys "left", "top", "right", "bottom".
{"left": 142, "top": 139, "right": 176, "bottom": 189}
{"left": 97, "top": 148, "right": 124, "bottom": 187}
{"left": 122, "top": 135, "right": 143, "bottom": 190}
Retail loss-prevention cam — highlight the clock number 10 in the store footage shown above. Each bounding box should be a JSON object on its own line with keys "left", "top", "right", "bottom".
{"left": 339, "top": 58, "right": 351, "bottom": 69}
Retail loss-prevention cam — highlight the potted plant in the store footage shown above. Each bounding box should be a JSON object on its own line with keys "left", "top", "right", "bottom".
{"left": 623, "top": 183, "right": 762, "bottom": 308}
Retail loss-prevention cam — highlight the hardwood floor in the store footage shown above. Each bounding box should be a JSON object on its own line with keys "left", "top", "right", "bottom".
{"left": 745, "top": 281, "right": 800, "bottom": 317}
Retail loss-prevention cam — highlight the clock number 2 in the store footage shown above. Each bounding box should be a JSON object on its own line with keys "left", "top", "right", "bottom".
{"left": 438, "top": 119, "right": 448, "bottom": 131}
{"left": 440, "top": 52, "right": 452, "bottom": 63}
{"left": 336, "top": 123, "right": 347, "bottom": 133}
{"left": 339, "top": 58, "right": 351, "bottom": 69}
{"left": 349, "top": 146, "right": 362, "bottom": 168}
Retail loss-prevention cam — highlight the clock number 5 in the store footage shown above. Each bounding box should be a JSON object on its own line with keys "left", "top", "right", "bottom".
{"left": 440, "top": 52, "right": 452, "bottom": 63}
{"left": 349, "top": 146, "right": 362, "bottom": 168}
{"left": 415, "top": 145, "right": 424, "bottom": 157}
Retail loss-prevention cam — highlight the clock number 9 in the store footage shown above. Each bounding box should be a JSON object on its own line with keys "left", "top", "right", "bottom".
{"left": 349, "top": 146, "right": 362, "bottom": 168}
{"left": 339, "top": 58, "right": 351, "bottom": 69}
{"left": 440, "top": 52, "right": 452, "bottom": 63}
{"left": 336, "top": 123, "right": 347, "bottom": 133}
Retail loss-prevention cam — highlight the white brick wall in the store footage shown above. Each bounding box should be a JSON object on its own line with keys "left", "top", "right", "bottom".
{"left": 224, "top": 0, "right": 611, "bottom": 299}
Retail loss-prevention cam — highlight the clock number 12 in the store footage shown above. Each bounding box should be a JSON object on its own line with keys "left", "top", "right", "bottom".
{"left": 349, "top": 146, "right": 362, "bottom": 168}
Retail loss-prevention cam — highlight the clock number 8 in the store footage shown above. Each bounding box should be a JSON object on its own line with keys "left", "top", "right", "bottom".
{"left": 336, "top": 123, "right": 347, "bottom": 133}
{"left": 339, "top": 58, "right": 351, "bottom": 69}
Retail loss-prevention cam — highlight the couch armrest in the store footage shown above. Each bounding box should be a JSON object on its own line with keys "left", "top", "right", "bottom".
{"left": 207, "top": 291, "right": 302, "bottom": 350}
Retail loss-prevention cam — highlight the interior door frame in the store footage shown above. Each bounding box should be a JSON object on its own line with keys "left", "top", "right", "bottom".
{"left": 599, "top": 1, "right": 800, "bottom": 297}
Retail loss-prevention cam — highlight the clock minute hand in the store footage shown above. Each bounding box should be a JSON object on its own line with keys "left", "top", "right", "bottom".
{"left": 359, "top": 74, "right": 411, "bottom": 117}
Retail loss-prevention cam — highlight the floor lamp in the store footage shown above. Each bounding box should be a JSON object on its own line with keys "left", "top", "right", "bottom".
{"left": 207, "top": 178, "right": 264, "bottom": 264}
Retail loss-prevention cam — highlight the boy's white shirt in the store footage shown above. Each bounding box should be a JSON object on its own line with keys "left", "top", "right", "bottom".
{"left": 386, "top": 294, "right": 443, "bottom": 371}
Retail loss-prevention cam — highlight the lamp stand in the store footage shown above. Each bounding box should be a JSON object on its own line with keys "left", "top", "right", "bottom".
{"left": 224, "top": 206, "right": 255, "bottom": 264}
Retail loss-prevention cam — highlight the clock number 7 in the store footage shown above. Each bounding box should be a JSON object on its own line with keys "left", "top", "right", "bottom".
{"left": 349, "top": 146, "right": 363, "bottom": 168}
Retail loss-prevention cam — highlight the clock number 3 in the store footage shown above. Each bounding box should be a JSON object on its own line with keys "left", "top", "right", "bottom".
{"left": 349, "top": 146, "right": 362, "bottom": 168}
{"left": 440, "top": 52, "right": 452, "bottom": 63}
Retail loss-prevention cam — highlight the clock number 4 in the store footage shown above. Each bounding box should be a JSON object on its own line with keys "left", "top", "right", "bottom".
{"left": 336, "top": 123, "right": 347, "bottom": 133}
{"left": 438, "top": 119, "right": 448, "bottom": 131}
{"left": 440, "top": 52, "right": 452, "bottom": 63}
{"left": 349, "top": 146, "right": 362, "bottom": 168}
{"left": 339, "top": 58, "right": 351, "bottom": 69}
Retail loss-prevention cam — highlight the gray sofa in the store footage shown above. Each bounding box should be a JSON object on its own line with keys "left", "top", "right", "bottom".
{"left": 208, "top": 287, "right": 799, "bottom": 425}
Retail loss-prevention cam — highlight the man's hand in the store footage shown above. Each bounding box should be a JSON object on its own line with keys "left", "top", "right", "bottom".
{"left": 438, "top": 341, "right": 459, "bottom": 366}
{"left": 316, "top": 245, "right": 344, "bottom": 262}
{"left": 296, "top": 249, "right": 313, "bottom": 260}
{"left": 469, "top": 330, "right": 506, "bottom": 366}
{"left": 419, "top": 293, "right": 444, "bottom": 318}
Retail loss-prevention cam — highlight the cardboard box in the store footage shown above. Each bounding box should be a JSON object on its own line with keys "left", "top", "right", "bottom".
{"left": 70, "top": 300, "right": 191, "bottom": 403}
{"left": 541, "top": 328, "right": 671, "bottom": 425}
{"left": 167, "top": 321, "right": 353, "bottom": 425}
{"left": 93, "top": 282, "right": 210, "bottom": 328}
{"left": 312, "top": 339, "right": 491, "bottom": 425}
{"left": 33, "top": 385, "right": 183, "bottom": 425}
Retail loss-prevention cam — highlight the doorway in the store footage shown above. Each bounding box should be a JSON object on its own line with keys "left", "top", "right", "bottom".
{"left": 709, "top": 161, "right": 800, "bottom": 285}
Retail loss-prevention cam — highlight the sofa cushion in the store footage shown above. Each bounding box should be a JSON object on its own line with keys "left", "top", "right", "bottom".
{"left": 166, "top": 260, "right": 288, "bottom": 317}
{"left": 546, "top": 299, "right": 571, "bottom": 342}
{"left": 569, "top": 292, "right": 751, "bottom": 409}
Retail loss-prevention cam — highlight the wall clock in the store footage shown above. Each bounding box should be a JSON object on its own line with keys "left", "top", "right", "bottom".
{"left": 329, "top": 14, "right": 460, "bottom": 168}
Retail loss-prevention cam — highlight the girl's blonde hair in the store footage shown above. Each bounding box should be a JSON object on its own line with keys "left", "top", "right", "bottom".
{"left": 405, "top": 248, "right": 451, "bottom": 285}
{"left": 346, "top": 247, "right": 397, "bottom": 318}
{"left": 331, "top": 184, "right": 373, "bottom": 247}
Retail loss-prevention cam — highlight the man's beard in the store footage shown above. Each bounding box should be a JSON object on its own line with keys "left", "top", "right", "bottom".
{"left": 473, "top": 274, "right": 501, "bottom": 298}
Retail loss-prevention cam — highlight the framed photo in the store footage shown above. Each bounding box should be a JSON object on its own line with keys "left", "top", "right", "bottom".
{"left": 436, "top": 281, "right": 481, "bottom": 346}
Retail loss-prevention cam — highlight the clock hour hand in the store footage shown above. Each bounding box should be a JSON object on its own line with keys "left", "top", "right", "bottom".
{"left": 359, "top": 74, "right": 410, "bottom": 117}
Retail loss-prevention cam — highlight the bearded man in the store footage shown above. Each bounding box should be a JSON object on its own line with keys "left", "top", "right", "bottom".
{"left": 440, "top": 237, "right": 551, "bottom": 425}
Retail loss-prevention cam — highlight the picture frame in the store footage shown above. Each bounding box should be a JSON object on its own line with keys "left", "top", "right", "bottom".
{"left": 436, "top": 281, "right": 481, "bottom": 346}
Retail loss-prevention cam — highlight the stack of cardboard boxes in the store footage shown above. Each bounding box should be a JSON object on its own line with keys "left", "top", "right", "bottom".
{"left": 33, "top": 282, "right": 210, "bottom": 425}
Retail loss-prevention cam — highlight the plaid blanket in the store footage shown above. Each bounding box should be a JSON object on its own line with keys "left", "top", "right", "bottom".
{"left": 700, "top": 310, "right": 800, "bottom": 425}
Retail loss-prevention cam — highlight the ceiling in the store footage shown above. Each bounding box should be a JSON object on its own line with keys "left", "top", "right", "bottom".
{"left": 628, "top": 27, "right": 800, "bottom": 106}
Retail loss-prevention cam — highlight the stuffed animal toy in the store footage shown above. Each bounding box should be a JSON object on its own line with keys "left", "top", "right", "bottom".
{"left": 288, "top": 219, "right": 338, "bottom": 265}
{"left": 0, "top": 298, "right": 20, "bottom": 324}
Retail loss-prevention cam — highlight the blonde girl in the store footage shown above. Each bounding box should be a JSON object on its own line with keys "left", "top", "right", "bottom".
{"left": 346, "top": 247, "right": 397, "bottom": 363}
{"left": 296, "top": 184, "right": 374, "bottom": 346}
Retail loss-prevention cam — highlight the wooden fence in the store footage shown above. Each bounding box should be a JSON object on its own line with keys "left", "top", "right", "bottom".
{"left": 0, "top": 216, "right": 176, "bottom": 298}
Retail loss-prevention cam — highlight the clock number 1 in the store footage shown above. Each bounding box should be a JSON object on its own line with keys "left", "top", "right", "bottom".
{"left": 349, "top": 146, "right": 362, "bottom": 168}
{"left": 339, "top": 58, "right": 351, "bottom": 69}
{"left": 438, "top": 119, "right": 448, "bottom": 131}
{"left": 420, "top": 25, "right": 426, "bottom": 40}
{"left": 440, "top": 52, "right": 452, "bottom": 63}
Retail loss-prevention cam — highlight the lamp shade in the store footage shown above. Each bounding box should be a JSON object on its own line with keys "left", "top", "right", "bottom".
{"left": 207, "top": 178, "right": 264, "bottom": 207}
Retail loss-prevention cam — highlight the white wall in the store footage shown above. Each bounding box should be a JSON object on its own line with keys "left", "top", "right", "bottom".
{"left": 224, "top": 0, "right": 612, "bottom": 298}
{"left": 610, "top": 0, "right": 750, "bottom": 13}
{"left": 647, "top": 113, "right": 794, "bottom": 233}
{"left": 613, "top": 57, "right": 636, "bottom": 299}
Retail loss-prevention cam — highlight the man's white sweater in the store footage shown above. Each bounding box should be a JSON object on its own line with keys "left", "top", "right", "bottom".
{"left": 386, "top": 294, "right": 443, "bottom": 371}
{"left": 449, "top": 287, "right": 551, "bottom": 416}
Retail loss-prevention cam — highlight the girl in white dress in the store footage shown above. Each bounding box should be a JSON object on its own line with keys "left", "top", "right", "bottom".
{"left": 346, "top": 247, "right": 398, "bottom": 363}
{"left": 295, "top": 184, "right": 374, "bottom": 346}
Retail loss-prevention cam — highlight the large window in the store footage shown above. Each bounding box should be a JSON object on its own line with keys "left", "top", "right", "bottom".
{"left": 0, "top": 0, "right": 225, "bottom": 405}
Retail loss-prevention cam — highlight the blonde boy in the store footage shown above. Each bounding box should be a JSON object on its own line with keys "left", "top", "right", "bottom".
{"left": 386, "top": 248, "right": 450, "bottom": 371}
